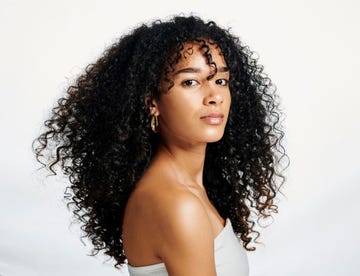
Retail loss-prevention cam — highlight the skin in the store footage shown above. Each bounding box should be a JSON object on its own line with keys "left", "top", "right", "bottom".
{"left": 122, "top": 42, "right": 231, "bottom": 275}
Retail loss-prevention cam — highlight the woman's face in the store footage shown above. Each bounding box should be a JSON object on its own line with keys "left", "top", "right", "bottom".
{"left": 153, "top": 42, "right": 231, "bottom": 146}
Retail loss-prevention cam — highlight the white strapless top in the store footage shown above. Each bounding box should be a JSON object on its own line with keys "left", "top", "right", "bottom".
{"left": 127, "top": 218, "right": 249, "bottom": 276}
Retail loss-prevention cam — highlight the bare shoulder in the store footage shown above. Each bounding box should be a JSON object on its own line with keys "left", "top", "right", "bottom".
{"left": 127, "top": 175, "right": 208, "bottom": 228}
{"left": 122, "top": 158, "right": 218, "bottom": 274}
{"left": 158, "top": 189, "right": 211, "bottom": 232}
{"left": 138, "top": 178, "right": 215, "bottom": 272}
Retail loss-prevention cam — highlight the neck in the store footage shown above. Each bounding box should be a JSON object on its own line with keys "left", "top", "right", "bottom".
{"left": 154, "top": 139, "right": 207, "bottom": 189}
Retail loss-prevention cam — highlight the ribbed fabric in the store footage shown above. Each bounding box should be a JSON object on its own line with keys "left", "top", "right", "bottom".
{"left": 127, "top": 218, "right": 249, "bottom": 276}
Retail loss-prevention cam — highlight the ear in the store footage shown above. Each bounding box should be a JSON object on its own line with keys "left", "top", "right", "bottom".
{"left": 145, "top": 94, "right": 160, "bottom": 116}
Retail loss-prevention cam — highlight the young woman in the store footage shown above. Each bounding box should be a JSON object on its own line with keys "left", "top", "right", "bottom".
{"left": 33, "top": 15, "right": 287, "bottom": 275}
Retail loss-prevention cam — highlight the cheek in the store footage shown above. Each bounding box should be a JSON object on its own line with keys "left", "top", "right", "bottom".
{"left": 165, "top": 93, "right": 201, "bottom": 114}
{"left": 158, "top": 96, "right": 197, "bottom": 127}
{"left": 225, "top": 91, "right": 231, "bottom": 109}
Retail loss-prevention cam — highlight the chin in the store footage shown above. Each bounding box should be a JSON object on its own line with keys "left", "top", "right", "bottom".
{"left": 207, "top": 137, "right": 224, "bottom": 143}
{"left": 203, "top": 130, "right": 225, "bottom": 143}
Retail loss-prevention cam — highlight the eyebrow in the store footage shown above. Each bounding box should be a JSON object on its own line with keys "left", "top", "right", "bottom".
{"left": 173, "top": 66, "right": 229, "bottom": 75}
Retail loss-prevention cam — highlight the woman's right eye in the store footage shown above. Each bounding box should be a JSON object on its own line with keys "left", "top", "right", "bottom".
{"left": 181, "top": 79, "right": 198, "bottom": 87}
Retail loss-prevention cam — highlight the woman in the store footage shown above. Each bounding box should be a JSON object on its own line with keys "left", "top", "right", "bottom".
{"left": 33, "top": 15, "right": 287, "bottom": 275}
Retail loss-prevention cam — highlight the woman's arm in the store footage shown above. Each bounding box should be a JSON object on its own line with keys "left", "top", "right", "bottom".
{"left": 156, "top": 192, "right": 217, "bottom": 276}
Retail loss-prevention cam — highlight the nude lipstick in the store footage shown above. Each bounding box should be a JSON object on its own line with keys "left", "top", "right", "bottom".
{"left": 200, "top": 113, "right": 224, "bottom": 125}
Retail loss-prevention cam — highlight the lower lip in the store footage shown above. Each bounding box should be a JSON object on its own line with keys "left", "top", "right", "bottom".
{"left": 200, "top": 116, "right": 224, "bottom": 125}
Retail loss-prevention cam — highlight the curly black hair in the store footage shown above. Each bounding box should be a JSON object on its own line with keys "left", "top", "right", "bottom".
{"left": 33, "top": 15, "right": 288, "bottom": 268}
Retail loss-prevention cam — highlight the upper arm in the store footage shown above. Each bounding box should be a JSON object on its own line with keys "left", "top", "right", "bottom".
{"left": 156, "top": 192, "right": 217, "bottom": 276}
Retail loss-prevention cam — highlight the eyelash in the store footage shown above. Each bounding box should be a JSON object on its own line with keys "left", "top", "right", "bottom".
{"left": 181, "top": 78, "right": 229, "bottom": 87}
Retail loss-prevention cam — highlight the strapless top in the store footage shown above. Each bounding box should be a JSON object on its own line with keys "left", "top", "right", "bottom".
{"left": 127, "top": 218, "right": 249, "bottom": 276}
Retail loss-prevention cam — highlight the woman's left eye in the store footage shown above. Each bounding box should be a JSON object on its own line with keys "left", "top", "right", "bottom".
{"left": 181, "top": 80, "right": 198, "bottom": 87}
{"left": 215, "top": 79, "right": 229, "bottom": 86}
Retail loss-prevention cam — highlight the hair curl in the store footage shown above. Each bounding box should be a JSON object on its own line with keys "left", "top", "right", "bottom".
{"left": 33, "top": 15, "right": 288, "bottom": 268}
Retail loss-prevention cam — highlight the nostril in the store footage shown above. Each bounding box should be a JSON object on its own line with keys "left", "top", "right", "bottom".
{"left": 209, "top": 100, "right": 216, "bottom": 104}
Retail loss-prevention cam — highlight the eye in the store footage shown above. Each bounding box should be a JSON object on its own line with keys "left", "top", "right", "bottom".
{"left": 215, "top": 78, "right": 229, "bottom": 86}
{"left": 181, "top": 79, "right": 199, "bottom": 87}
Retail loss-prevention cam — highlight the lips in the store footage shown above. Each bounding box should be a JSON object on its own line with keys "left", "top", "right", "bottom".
{"left": 200, "top": 113, "right": 224, "bottom": 125}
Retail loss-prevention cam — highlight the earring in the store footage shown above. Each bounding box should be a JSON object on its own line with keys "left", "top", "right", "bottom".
{"left": 151, "top": 115, "right": 159, "bottom": 133}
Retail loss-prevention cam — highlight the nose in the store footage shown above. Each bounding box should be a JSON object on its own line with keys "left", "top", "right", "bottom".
{"left": 203, "top": 85, "right": 223, "bottom": 106}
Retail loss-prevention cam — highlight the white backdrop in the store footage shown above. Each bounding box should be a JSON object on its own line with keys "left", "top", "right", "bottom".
{"left": 1, "top": 0, "right": 359, "bottom": 275}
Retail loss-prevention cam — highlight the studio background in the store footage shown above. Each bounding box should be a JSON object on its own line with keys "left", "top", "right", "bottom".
{"left": 1, "top": 0, "right": 359, "bottom": 275}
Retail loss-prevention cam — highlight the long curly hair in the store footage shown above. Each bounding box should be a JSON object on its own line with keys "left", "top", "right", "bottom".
{"left": 33, "top": 15, "right": 288, "bottom": 268}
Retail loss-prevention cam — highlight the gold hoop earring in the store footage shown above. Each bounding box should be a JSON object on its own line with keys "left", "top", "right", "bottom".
{"left": 151, "top": 115, "right": 159, "bottom": 133}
